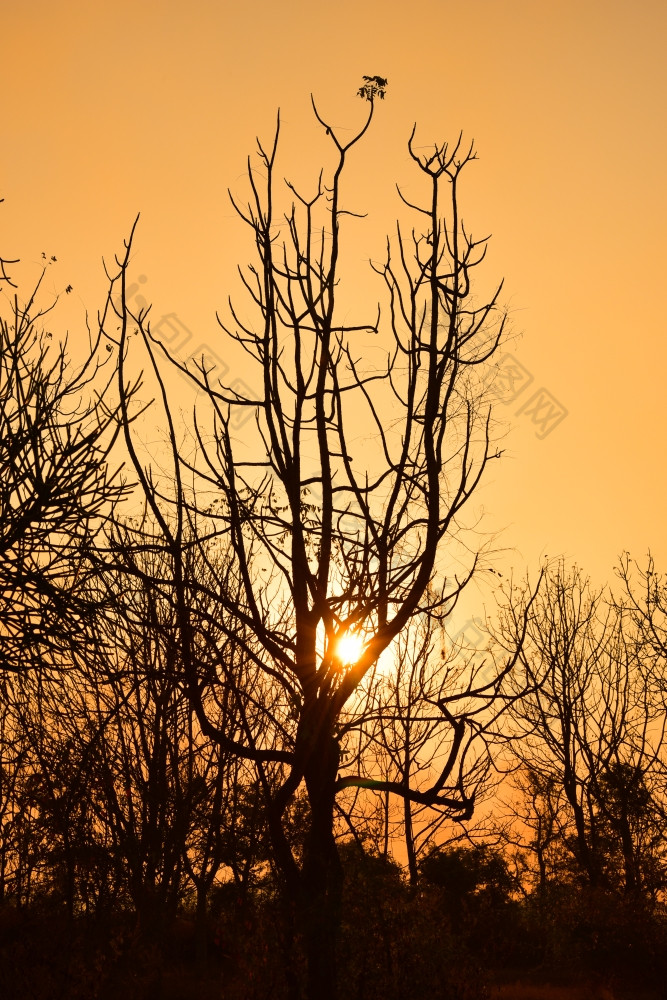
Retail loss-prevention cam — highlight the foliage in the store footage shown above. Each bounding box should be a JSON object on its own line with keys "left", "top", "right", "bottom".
{"left": 419, "top": 842, "right": 516, "bottom": 904}
{"left": 357, "top": 75, "right": 388, "bottom": 101}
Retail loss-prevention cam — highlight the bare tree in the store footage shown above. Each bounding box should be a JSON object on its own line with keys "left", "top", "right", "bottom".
{"left": 102, "top": 520, "right": 279, "bottom": 946}
{"left": 115, "top": 83, "right": 518, "bottom": 1000}
{"left": 0, "top": 691, "right": 33, "bottom": 906}
{"left": 500, "top": 767, "right": 570, "bottom": 894}
{"left": 347, "top": 606, "right": 504, "bottom": 885}
{"left": 0, "top": 231, "right": 138, "bottom": 676}
{"left": 617, "top": 553, "right": 667, "bottom": 671}
{"left": 499, "top": 560, "right": 666, "bottom": 895}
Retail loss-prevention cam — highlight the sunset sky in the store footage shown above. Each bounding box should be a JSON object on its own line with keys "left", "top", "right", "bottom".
{"left": 3, "top": 0, "right": 666, "bottom": 603}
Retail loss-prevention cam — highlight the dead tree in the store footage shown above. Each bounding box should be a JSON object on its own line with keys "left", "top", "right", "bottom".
{"left": 499, "top": 559, "right": 666, "bottom": 895}
{"left": 115, "top": 83, "right": 519, "bottom": 1000}
{"left": 0, "top": 234, "right": 138, "bottom": 677}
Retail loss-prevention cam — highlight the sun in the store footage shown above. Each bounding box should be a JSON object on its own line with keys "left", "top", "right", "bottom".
{"left": 334, "top": 631, "right": 365, "bottom": 666}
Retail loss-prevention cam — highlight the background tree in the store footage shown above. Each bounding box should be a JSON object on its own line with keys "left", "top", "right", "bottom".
{"left": 83, "top": 517, "right": 268, "bottom": 946}
{"left": 0, "top": 231, "right": 138, "bottom": 677}
{"left": 498, "top": 559, "right": 666, "bottom": 895}
{"left": 346, "top": 604, "right": 509, "bottom": 885}
{"left": 500, "top": 767, "right": 570, "bottom": 893}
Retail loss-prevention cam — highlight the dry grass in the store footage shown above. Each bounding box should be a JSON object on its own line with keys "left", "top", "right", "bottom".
{"left": 489, "top": 983, "right": 662, "bottom": 1000}
{"left": 489, "top": 986, "right": 616, "bottom": 1000}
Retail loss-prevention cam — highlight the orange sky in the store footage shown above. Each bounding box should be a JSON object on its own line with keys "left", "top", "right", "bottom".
{"left": 2, "top": 0, "right": 667, "bottom": 599}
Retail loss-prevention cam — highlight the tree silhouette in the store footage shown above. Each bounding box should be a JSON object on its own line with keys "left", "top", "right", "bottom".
{"left": 113, "top": 91, "right": 523, "bottom": 1000}
{"left": 0, "top": 236, "right": 139, "bottom": 677}
{"left": 499, "top": 560, "right": 666, "bottom": 895}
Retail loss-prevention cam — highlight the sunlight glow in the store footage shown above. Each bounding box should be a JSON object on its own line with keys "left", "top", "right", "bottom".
{"left": 334, "top": 631, "right": 365, "bottom": 666}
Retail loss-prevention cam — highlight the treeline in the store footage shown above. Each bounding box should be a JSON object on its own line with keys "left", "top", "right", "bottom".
{"left": 2, "top": 552, "right": 667, "bottom": 997}
{"left": 2, "top": 285, "right": 666, "bottom": 993}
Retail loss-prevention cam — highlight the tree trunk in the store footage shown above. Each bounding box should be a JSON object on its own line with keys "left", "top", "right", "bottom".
{"left": 564, "top": 775, "right": 598, "bottom": 887}
{"left": 619, "top": 812, "right": 638, "bottom": 894}
{"left": 301, "top": 735, "right": 343, "bottom": 1000}
{"left": 194, "top": 882, "right": 209, "bottom": 972}
{"left": 404, "top": 795, "right": 418, "bottom": 886}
